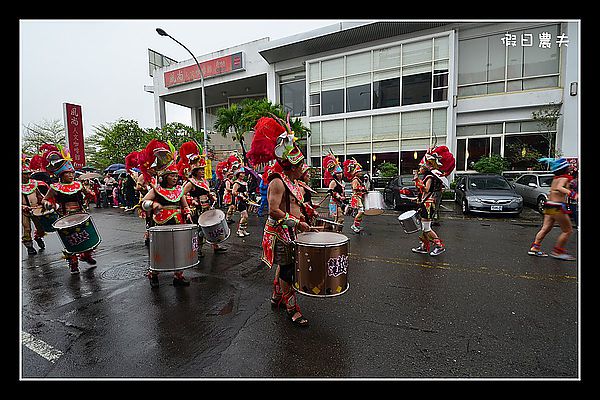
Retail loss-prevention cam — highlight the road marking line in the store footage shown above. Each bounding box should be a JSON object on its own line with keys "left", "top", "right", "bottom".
{"left": 21, "top": 331, "right": 63, "bottom": 364}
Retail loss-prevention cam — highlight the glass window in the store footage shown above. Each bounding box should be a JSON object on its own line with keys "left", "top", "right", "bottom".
{"left": 400, "top": 150, "right": 426, "bottom": 174}
{"left": 373, "top": 114, "right": 399, "bottom": 141}
{"left": 374, "top": 46, "right": 401, "bottom": 70}
{"left": 458, "top": 36, "right": 488, "bottom": 85}
{"left": 456, "top": 139, "right": 466, "bottom": 171}
{"left": 310, "top": 122, "right": 321, "bottom": 145}
{"left": 373, "top": 78, "right": 400, "bottom": 109}
{"left": 467, "top": 137, "right": 490, "bottom": 169}
{"left": 321, "top": 120, "right": 344, "bottom": 144}
{"left": 346, "top": 117, "right": 370, "bottom": 142}
{"left": 322, "top": 89, "right": 344, "bottom": 115}
{"left": 346, "top": 52, "right": 371, "bottom": 75}
{"left": 280, "top": 79, "right": 306, "bottom": 117}
{"left": 321, "top": 57, "right": 344, "bottom": 80}
{"left": 373, "top": 141, "right": 398, "bottom": 152}
{"left": 432, "top": 108, "right": 447, "bottom": 139}
{"left": 402, "top": 110, "right": 430, "bottom": 138}
{"left": 346, "top": 84, "right": 371, "bottom": 112}
{"left": 346, "top": 74, "right": 371, "bottom": 112}
{"left": 402, "top": 72, "right": 432, "bottom": 105}
{"left": 402, "top": 39, "right": 432, "bottom": 66}
{"left": 309, "top": 62, "right": 320, "bottom": 82}
{"left": 434, "top": 36, "right": 449, "bottom": 60}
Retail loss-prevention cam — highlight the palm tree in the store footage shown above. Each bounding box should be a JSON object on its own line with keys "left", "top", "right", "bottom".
{"left": 213, "top": 103, "right": 249, "bottom": 163}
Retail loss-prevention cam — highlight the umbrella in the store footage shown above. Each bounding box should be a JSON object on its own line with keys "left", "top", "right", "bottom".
{"left": 103, "top": 163, "right": 126, "bottom": 173}
{"left": 113, "top": 168, "right": 127, "bottom": 176}
{"left": 78, "top": 172, "right": 103, "bottom": 180}
{"left": 80, "top": 166, "right": 98, "bottom": 172}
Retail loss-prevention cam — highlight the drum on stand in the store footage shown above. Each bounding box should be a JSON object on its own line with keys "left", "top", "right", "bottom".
{"left": 32, "top": 208, "right": 59, "bottom": 233}
{"left": 294, "top": 232, "right": 349, "bottom": 298}
{"left": 197, "top": 209, "right": 230, "bottom": 244}
{"left": 363, "top": 191, "right": 385, "bottom": 216}
{"left": 398, "top": 210, "right": 421, "bottom": 234}
{"left": 52, "top": 212, "right": 102, "bottom": 254}
{"left": 148, "top": 224, "right": 199, "bottom": 272}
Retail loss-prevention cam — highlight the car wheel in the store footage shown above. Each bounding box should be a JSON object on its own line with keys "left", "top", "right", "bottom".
{"left": 536, "top": 196, "right": 546, "bottom": 214}
{"left": 461, "top": 199, "right": 469, "bottom": 215}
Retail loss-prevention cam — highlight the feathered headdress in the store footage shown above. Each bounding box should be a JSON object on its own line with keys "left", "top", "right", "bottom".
{"left": 177, "top": 140, "right": 205, "bottom": 178}
{"left": 343, "top": 158, "right": 362, "bottom": 181}
{"left": 247, "top": 114, "right": 304, "bottom": 168}
{"left": 322, "top": 149, "right": 342, "bottom": 186}
{"left": 21, "top": 154, "right": 32, "bottom": 174}
{"left": 125, "top": 151, "right": 141, "bottom": 172}
{"left": 43, "top": 144, "right": 74, "bottom": 176}
{"left": 215, "top": 160, "right": 228, "bottom": 181}
{"left": 138, "top": 139, "right": 174, "bottom": 182}
{"left": 29, "top": 154, "right": 45, "bottom": 172}
{"left": 539, "top": 157, "right": 570, "bottom": 173}
{"left": 419, "top": 145, "right": 455, "bottom": 177}
{"left": 227, "top": 153, "right": 243, "bottom": 173}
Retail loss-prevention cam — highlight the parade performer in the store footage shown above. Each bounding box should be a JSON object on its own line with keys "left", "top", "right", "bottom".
{"left": 528, "top": 157, "right": 578, "bottom": 260}
{"left": 21, "top": 154, "right": 48, "bottom": 255}
{"left": 344, "top": 158, "right": 366, "bottom": 233}
{"left": 178, "top": 140, "right": 227, "bottom": 256}
{"left": 140, "top": 140, "right": 193, "bottom": 287}
{"left": 232, "top": 167, "right": 251, "bottom": 237}
{"left": 223, "top": 155, "right": 241, "bottom": 224}
{"left": 248, "top": 114, "right": 313, "bottom": 327}
{"left": 323, "top": 151, "right": 346, "bottom": 232}
{"left": 41, "top": 145, "right": 97, "bottom": 274}
{"left": 297, "top": 163, "right": 319, "bottom": 227}
{"left": 411, "top": 146, "right": 454, "bottom": 257}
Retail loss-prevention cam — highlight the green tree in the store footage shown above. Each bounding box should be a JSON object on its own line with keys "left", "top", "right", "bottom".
{"left": 87, "top": 119, "right": 149, "bottom": 168}
{"left": 214, "top": 102, "right": 248, "bottom": 163}
{"left": 146, "top": 122, "right": 205, "bottom": 151}
{"left": 472, "top": 154, "right": 509, "bottom": 174}
{"left": 376, "top": 161, "right": 399, "bottom": 177}
{"left": 21, "top": 119, "right": 66, "bottom": 155}
{"left": 532, "top": 102, "right": 561, "bottom": 159}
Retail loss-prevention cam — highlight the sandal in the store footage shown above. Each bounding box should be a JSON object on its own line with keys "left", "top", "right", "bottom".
{"left": 270, "top": 296, "right": 282, "bottom": 309}
{"left": 287, "top": 309, "right": 309, "bottom": 327}
{"left": 528, "top": 249, "right": 548, "bottom": 257}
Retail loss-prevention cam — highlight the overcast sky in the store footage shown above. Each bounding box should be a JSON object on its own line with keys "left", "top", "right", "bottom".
{"left": 19, "top": 19, "right": 346, "bottom": 138}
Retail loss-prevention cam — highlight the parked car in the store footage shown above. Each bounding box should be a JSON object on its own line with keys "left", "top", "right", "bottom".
{"left": 454, "top": 174, "right": 523, "bottom": 215}
{"left": 383, "top": 175, "right": 419, "bottom": 211}
{"left": 511, "top": 173, "right": 554, "bottom": 214}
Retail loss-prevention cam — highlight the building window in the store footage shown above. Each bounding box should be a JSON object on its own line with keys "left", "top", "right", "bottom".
{"left": 455, "top": 120, "right": 556, "bottom": 171}
{"left": 308, "top": 34, "right": 450, "bottom": 116}
{"left": 458, "top": 24, "right": 561, "bottom": 97}
{"left": 280, "top": 73, "right": 306, "bottom": 117}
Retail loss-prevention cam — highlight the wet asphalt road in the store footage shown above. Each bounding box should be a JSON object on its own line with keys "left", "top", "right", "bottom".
{"left": 20, "top": 200, "right": 579, "bottom": 380}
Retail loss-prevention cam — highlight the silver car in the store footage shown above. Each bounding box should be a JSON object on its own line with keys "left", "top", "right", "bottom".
{"left": 511, "top": 173, "right": 554, "bottom": 214}
{"left": 455, "top": 174, "right": 523, "bottom": 215}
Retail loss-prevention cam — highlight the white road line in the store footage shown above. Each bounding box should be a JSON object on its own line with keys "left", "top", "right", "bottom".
{"left": 21, "top": 331, "right": 63, "bottom": 364}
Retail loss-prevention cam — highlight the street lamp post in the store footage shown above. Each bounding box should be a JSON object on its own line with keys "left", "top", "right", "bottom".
{"left": 156, "top": 28, "right": 208, "bottom": 154}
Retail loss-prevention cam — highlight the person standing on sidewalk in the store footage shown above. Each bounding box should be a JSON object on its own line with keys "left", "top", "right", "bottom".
{"left": 528, "top": 158, "right": 578, "bottom": 260}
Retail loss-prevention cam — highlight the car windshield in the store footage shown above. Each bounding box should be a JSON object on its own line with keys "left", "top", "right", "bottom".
{"left": 469, "top": 176, "right": 511, "bottom": 190}
{"left": 539, "top": 176, "right": 553, "bottom": 187}
{"left": 400, "top": 176, "right": 414, "bottom": 186}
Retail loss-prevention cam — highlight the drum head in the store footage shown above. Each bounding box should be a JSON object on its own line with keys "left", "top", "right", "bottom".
{"left": 198, "top": 209, "right": 225, "bottom": 226}
{"left": 295, "top": 232, "right": 348, "bottom": 246}
{"left": 148, "top": 224, "right": 197, "bottom": 232}
{"left": 398, "top": 210, "right": 417, "bottom": 220}
{"left": 53, "top": 212, "right": 90, "bottom": 229}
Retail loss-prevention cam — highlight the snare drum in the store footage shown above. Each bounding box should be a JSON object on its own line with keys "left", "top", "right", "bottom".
{"left": 294, "top": 232, "right": 349, "bottom": 297}
{"left": 397, "top": 210, "right": 421, "bottom": 234}
{"left": 148, "top": 224, "right": 199, "bottom": 272}
{"left": 197, "top": 209, "right": 230, "bottom": 244}
{"left": 52, "top": 213, "right": 102, "bottom": 254}
{"left": 32, "top": 208, "right": 59, "bottom": 233}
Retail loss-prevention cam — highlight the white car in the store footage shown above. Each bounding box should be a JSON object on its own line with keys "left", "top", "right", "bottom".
{"left": 511, "top": 173, "right": 553, "bottom": 213}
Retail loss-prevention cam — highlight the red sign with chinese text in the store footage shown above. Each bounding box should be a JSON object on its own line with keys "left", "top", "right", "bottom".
{"left": 63, "top": 103, "right": 85, "bottom": 169}
{"left": 164, "top": 52, "right": 244, "bottom": 88}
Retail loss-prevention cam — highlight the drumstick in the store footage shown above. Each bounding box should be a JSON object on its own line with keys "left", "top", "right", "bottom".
{"left": 316, "top": 193, "right": 331, "bottom": 207}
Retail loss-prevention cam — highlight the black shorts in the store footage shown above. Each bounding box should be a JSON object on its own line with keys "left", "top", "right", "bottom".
{"left": 237, "top": 200, "right": 247, "bottom": 212}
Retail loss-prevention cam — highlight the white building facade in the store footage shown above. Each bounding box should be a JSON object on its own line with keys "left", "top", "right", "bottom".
{"left": 150, "top": 21, "right": 579, "bottom": 184}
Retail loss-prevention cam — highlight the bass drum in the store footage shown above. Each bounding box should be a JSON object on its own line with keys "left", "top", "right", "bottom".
{"left": 197, "top": 209, "right": 230, "bottom": 244}
{"left": 294, "top": 232, "right": 349, "bottom": 298}
{"left": 363, "top": 191, "right": 385, "bottom": 216}
{"left": 148, "top": 224, "right": 199, "bottom": 272}
{"left": 52, "top": 212, "right": 101, "bottom": 254}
